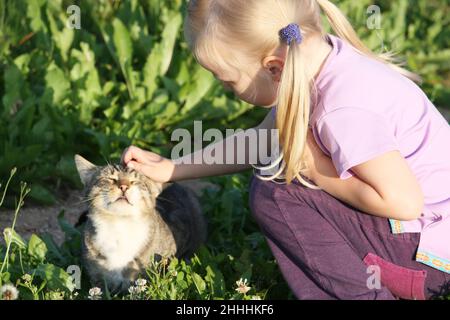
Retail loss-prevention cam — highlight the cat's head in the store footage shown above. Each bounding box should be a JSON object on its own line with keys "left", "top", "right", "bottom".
{"left": 74, "top": 155, "right": 162, "bottom": 217}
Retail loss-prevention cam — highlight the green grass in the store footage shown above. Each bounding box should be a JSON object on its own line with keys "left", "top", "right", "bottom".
{"left": 0, "top": 168, "right": 292, "bottom": 300}
{"left": 0, "top": 0, "right": 449, "bottom": 299}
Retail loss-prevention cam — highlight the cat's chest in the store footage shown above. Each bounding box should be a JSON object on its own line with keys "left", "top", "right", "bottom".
{"left": 91, "top": 217, "right": 152, "bottom": 269}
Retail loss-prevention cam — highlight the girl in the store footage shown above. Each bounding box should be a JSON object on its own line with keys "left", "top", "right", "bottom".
{"left": 121, "top": 0, "right": 450, "bottom": 300}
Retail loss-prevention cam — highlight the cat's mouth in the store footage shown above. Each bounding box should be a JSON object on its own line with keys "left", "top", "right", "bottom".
{"left": 115, "top": 195, "right": 132, "bottom": 205}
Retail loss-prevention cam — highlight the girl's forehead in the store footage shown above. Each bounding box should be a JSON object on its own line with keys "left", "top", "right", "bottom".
{"left": 194, "top": 39, "right": 247, "bottom": 77}
{"left": 197, "top": 53, "right": 245, "bottom": 82}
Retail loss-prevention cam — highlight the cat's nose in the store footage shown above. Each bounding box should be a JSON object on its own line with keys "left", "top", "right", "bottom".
{"left": 119, "top": 179, "right": 130, "bottom": 193}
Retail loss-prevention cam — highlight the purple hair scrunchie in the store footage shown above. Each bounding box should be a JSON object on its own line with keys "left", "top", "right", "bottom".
{"left": 279, "top": 23, "right": 303, "bottom": 46}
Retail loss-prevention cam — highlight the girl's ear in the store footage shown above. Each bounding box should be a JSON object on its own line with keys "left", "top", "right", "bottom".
{"left": 74, "top": 155, "right": 98, "bottom": 186}
{"left": 262, "top": 56, "right": 285, "bottom": 82}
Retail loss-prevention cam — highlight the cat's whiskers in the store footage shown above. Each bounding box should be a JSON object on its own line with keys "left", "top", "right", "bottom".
{"left": 102, "top": 155, "right": 112, "bottom": 168}
{"left": 76, "top": 194, "right": 98, "bottom": 205}
{"left": 74, "top": 199, "right": 94, "bottom": 205}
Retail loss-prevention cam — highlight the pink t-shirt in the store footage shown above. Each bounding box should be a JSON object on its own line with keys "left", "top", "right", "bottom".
{"left": 275, "top": 34, "right": 450, "bottom": 273}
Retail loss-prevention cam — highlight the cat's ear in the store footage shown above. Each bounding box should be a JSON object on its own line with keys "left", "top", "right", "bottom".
{"left": 149, "top": 182, "right": 164, "bottom": 197}
{"left": 74, "top": 155, "right": 98, "bottom": 186}
{"left": 145, "top": 180, "right": 167, "bottom": 198}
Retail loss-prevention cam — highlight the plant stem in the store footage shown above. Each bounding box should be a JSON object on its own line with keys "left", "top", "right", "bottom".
{"left": 0, "top": 168, "right": 16, "bottom": 207}
{"left": 0, "top": 181, "right": 30, "bottom": 281}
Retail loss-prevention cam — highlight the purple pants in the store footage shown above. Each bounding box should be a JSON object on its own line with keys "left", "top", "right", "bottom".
{"left": 249, "top": 175, "right": 450, "bottom": 300}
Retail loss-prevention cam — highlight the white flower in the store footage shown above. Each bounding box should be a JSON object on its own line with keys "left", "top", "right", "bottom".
{"left": 1, "top": 284, "right": 19, "bottom": 300}
{"left": 128, "top": 285, "right": 145, "bottom": 295}
{"left": 250, "top": 295, "right": 262, "bottom": 300}
{"left": 235, "top": 278, "right": 251, "bottom": 295}
{"left": 128, "top": 286, "right": 137, "bottom": 295}
{"left": 136, "top": 286, "right": 146, "bottom": 294}
{"left": 88, "top": 287, "right": 102, "bottom": 300}
{"left": 135, "top": 279, "right": 147, "bottom": 287}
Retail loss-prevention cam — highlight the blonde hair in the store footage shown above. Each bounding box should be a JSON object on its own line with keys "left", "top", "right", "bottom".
{"left": 185, "top": 0, "right": 420, "bottom": 188}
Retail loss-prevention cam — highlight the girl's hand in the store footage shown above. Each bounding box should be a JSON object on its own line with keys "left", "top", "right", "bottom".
{"left": 121, "top": 146, "right": 175, "bottom": 183}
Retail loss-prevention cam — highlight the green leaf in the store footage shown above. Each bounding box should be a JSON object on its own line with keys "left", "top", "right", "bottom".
{"left": 56, "top": 156, "right": 80, "bottom": 187}
{"left": 159, "top": 12, "right": 183, "bottom": 76}
{"left": 29, "top": 184, "right": 56, "bottom": 205}
{"left": 3, "top": 228, "right": 27, "bottom": 250}
{"left": 84, "top": 129, "right": 111, "bottom": 156}
{"left": 113, "top": 18, "right": 133, "bottom": 66}
{"left": 112, "top": 18, "right": 135, "bottom": 98}
{"left": 46, "top": 10, "right": 74, "bottom": 61}
{"left": 159, "top": 101, "right": 179, "bottom": 120}
{"left": 192, "top": 272, "right": 206, "bottom": 295}
{"left": 2, "top": 64, "right": 25, "bottom": 114}
{"left": 31, "top": 117, "right": 50, "bottom": 138}
{"left": 181, "top": 67, "right": 215, "bottom": 113}
{"left": 45, "top": 63, "right": 70, "bottom": 105}
{"left": 27, "top": 234, "right": 48, "bottom": 262}
{"left": 1, "top": 272, "right": 11, "bottom": 284}
{"left": 145, "top": 0, "right": 162, "bottom": 31}
{"left": 13, "top": 54, "right": 32, "bottom": 74}
{"left": 143, "top": 49, "right": 160, "bottom": 100}
{"left": 57, "top": 211, "right": 81, "bottom": 240}
{"left": 33, "top": 264, "right": 75, "bottom": 292}
{"left": 40, "top": 233, "right": 67, "bottom": 265}
{"left": 26, "top": 0, "right": 47, "bottom": 32}
{"left": 142, "top": 12, "right": 182, "bottom": 97}
{"left": 205, "top": 265, "right": 225, "bottom": 298}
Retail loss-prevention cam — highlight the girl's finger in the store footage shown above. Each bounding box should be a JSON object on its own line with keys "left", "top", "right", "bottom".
{"left": 127, "top": 160, "right": 148, "bottom": 176}
{"left": 122, "top": 146, "right": 143, "bottom": 165}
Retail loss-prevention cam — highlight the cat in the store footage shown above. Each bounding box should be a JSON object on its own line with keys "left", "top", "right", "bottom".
{"left": 74, "top": 155, "right": 207, "bottom": 293}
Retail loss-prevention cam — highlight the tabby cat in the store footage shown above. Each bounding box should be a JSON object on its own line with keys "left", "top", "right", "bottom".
{"left": 74, "top": 155, "right": 207, "bottom": 293}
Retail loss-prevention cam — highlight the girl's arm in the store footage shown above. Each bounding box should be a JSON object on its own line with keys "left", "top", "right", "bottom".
{"left": 304, "top": 131, "right": 424, "bottom": 221}
{"left": 122, "top": 110, "right": 275, "bottom": 182}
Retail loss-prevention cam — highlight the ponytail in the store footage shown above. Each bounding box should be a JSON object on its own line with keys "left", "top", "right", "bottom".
{"left": 316, "top": 0, "right": 421, "bottom": 83}
{"left": 258, "top": 41, "right": 321, "bottom": 189}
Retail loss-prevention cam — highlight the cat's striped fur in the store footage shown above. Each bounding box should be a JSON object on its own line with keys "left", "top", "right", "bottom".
{"left": 74, "top": 155, "right": 207, "bottom": 293}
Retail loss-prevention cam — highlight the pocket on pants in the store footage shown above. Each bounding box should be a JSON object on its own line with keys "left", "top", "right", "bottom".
{"left": 363, "top": 253, "right": 427, "bottom": 300}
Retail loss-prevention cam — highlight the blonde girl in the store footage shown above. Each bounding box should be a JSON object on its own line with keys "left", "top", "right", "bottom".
{"left": 122, "top": 0, "right": 450, "bottom": 299}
